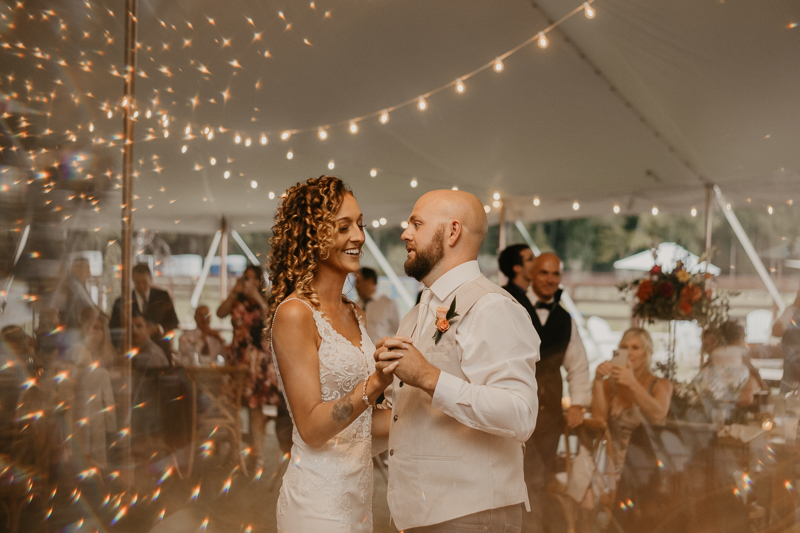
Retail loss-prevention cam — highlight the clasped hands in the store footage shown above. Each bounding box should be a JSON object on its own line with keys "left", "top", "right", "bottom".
{"left": 372, "top": 335, "right": 440, "bottom": 396}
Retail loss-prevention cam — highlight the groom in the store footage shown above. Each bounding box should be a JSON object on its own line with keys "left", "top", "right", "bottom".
{"left": 375, "top": 190, "right": 540, "bottom": 531}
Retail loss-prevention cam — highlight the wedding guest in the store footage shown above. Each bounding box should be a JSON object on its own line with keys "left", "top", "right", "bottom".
{"left": 110, "top": 263, "right": 179, "bottom": 357}
{"left": 130, "top": 311, "right": 169, "bottom": 457}
{"left": 218, "top": 265, "right": 286, "bottom": 467}
{"left": 773, "top": 286, "right": 800, "bottom": 390}
{"left": 179, "top": 305, "right": 225, "bottom": 366}
{"left": 592, "top": 328, "right": 672, "bottom": 476}
{"left": 516, "top": 251, "right": 590, "bottom": 533}
{"left": 61, "top": 257, "right": 99, "bottom": 330}
{"left": 354, "top": 267, "right": 400, "bottom": 344}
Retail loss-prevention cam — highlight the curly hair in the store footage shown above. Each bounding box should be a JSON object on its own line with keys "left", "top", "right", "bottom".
{"left": 265, "top": 175, "right": 352, "bottom": 339}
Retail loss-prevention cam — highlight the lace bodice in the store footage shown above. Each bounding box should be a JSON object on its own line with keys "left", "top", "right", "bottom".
{"left": 271, "top": 297, "right": 376, "bottom": 532}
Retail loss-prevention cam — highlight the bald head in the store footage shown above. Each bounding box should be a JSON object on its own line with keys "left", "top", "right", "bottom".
{"left": 531, "top": 252, "right": 563, "bottom": 301}
{"left": 401, "top": 189, "right": 488, "bottom": 285}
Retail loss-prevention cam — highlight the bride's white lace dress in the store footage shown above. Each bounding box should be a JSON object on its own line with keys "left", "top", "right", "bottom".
{"left": 271, "top": 298, "right": 375, "bottom": 533}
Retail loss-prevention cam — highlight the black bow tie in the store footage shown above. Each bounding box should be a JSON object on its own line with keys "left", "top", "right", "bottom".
{"left": 535, "top": 301, "right": 555, "bottom": 311}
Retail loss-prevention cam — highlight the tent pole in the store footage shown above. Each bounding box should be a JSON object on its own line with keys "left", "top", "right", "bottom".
{"left": 120, "top": 0, "right": 138, "bottom": 490}
{"left": 231, "top": 230, "right": 261, "bottom": 266}
{"left": 219, "top": 217, "right": 228, "bottom": 303}
{"left": 363, "top": 229, "right": 415, "bottom": 310}
{"left": 498, "top": 201, "right": 507, "bottom": 252}
{"left": 712, "top": 186, "right": 786, "bottom": 313}
{"left": 704, "top": 184, "right": 713, "bottom": 261}
{"left": 190, "top": 231, "right": 222, "bottom": 309}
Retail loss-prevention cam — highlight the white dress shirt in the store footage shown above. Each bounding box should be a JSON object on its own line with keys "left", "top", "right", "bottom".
{"left": 526, "top": 287, "right": 591, "bottom": 407}
{"left": 179, "top": 328, "right": 225, "bottom": 366}
{"left": 357, "top": 294, "right": 401, "bottom": 344}
{"left": 135, "top": 289, "right": 150, "bottom": 315}
{"left": 420, "top": 261, "right": 540, "bottom": 442}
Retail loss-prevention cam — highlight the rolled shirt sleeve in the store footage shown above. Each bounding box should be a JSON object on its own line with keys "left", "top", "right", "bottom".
{"left": 431, "top": 294, "right": 540, "bottom": 442}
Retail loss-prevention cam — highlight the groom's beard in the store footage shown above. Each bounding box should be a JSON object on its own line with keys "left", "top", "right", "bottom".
{"left": 404, "top": 225, "right": 445, "bottom": 281}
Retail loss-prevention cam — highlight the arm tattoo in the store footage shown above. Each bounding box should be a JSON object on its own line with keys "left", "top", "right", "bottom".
{"left": 331, "top": 394, "right": 355, "bottom": 422}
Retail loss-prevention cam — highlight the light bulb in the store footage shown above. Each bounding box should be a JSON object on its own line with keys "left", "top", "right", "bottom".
{"left": 613, "top": 204, "right": 620, "bottom": 214}
{"left": 493, "top": 192, "right": 501, "bottom": 200}
{"left": 210, "top": 157, "right": 216, "bottom": 165}
{"left": 370, "top": 169, "right": 377, "bottom": 178}
{"left": 245, "top": 138, "right": 252, "bottom": 147}
{"left": 691, "top": 208, "right": 697, "bottom": 217}
{"left": 260, "top": 135, "right": 268, "bottom": 145}
{"left": 493, "top": 58, "right": 504, "bottom": 72}
{"left": 492, "top": 200, "right": 501, "bottom": 208}
{"left": 251, "top": 180, "right": 258, "bottom": 189}
{"left": 281, "top": 131, "right": 291, "bottom": 141}
{"left": 401, "top": 221, "right": 409, "bottom": 229}
{"left": 410, "top": 178, "right": 418, "bottom": 188}
{"left": 133, "top": 111, "right": 139, "bottom": 118}
{"left": 328, "top": 160, "right": 335, "bottom": 170}
{"left": 379, "top": 218, "right": 387, "bottom": 225}
{"left": 318, "top": 128, "right": 328, "bottom": 140}
{"left": 417, "top": 97, "right": 427, "bottom": 111}
{"left": 572, "top": 201, "right": 580, "bottom": 211}
{"left": 538, "top": 32, "right": 549, "bottom": 49}
{"left": 89, "top": 123, "right": 94, "bottom": 132}
{"left": 268, "top": 191, "right": 275, "bottom": 200}
{"left": 224, "top": 170, "right": 230, "bottom": 179}
{"left": 533, "top": 197, "right": 540, "bottom": 206}
{"left": 234, "top": 134, "right": 241, "bottom": 144}
{"left": 146, "top": 110, "right": 152, "bottom": 119}
{"left": 584, "top": 2, "right": 596, "bottom": 19}
{"left": 107, "top": 110, "right": 113, "bottom": 119}
{"left": 768, "top": 205, "right": 773, "bottom": 214}
{"left": 204, "top": 127, "right": 210, "bottom": 134}
{"left": 484, "top": 205, "right": 491, "bottom": 213}
{"left": 379, "top": 111, "right": 390, "bottom": 124}
{"left": 349, "top": 121, "right": 358, "bottom": 134}
{"left": 455, "top": 79, "right": 465, "bottom": 93}
{"left": 652, "top": 207, "right": 658, "bottom": 215}
{"left": 181, "top": 145, "right": 187, "bottom": 153}
{"left": 452, "top": 186, "right": 459, "bottom": 190}
{"left": 371, "top": 220, "right": 380, "bottom": 228}
{"left": 162, "top": 116, "right": 169, "bottom": 127}
{"left": 163, "top": 130, "right": 169, "bottom": 138}
{"left": 122, "top": 97, "right": 128, "bottom": 108}
{"left": 185, "top": 125, "right": 191, "bottom": 135}
{"left": 286, "top": 150, "right": 294, "bottom": 160}
{"left": 207, "top": 130, "right": 214, "bottom": 140}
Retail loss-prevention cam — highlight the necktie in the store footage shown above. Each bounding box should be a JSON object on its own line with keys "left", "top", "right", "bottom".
{"left": 414, "top": 288, "right": 432, "bottom": 343}
{"left": 535, "top": 300, "right": 554, "bottom": 311}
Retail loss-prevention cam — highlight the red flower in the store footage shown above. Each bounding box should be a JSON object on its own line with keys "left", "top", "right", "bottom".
{"left": 658, "top": 282, "right": 674, "bottom": 298}
{"left": 650, "top": 265, "right": 662, "bottom": 275}
{"left": 636, "top": 280, "right": 654, "bottom": 302}
{"left": 680, "top": 301, "right": 693, "bottom": 315}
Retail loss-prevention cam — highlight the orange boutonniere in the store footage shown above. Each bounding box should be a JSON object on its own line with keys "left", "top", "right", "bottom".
{"left": 432, "top": 297, "right": 459, "bottom": 345}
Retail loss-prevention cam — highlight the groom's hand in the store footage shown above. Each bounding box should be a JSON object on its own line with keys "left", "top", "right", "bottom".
{"left": 376, "top": 336, "right": 440, "bottom": 397}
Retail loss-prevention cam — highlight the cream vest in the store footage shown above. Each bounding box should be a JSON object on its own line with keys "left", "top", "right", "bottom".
{"left": 387, "top": 275, "right": 529, "bottom": 530}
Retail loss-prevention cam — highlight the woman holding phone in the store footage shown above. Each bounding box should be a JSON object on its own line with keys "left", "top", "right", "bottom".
{"left": 591, "top": 327, "right": 672, "bottom": 474}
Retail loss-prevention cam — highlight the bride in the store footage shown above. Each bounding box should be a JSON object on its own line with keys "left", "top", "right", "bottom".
{"left": 266, "top": 176, "right": 395, "bottom": 532}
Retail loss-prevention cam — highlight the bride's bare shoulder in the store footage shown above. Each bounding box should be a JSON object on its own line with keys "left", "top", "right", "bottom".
{"left": 273, "top": 295, "right": 317, "bottom": 334}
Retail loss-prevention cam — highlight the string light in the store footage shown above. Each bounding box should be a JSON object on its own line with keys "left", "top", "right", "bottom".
{"left": 224, "top": 170, "right": 230, "bottom": 179}
{"left": 185, "top": 125, "right": 191, "bottom": 135}
{"left": 268, "top": 191, "right": 275, "bottom": 200}
{"left": 493, "top": 58, "right": 504, "bottom": 72}
{"left": 493, "top": 192, "right": 501, "bottom": 200}
{"left": 146, "top": 110, "right": 152, "bottom": 119}
{"left": 260, "top": 135, "right": 268, "bottom": 145}
{"left": 286, "top": 150, "right": 294, "bottom": 159}
{"left": 455, "top": 79, "right": 465, "bottom": 93}
{"left": 349, "top": 121, "right": 359, "bottom": 134}
{"left": 209, "top": 157, "right": 216, "bottom": 165}
{"left": 492, "top": 200, "right": 501, "bottom": 208}
{"left": 250, "top": 180, "right": 257, "bottom": 189}
{"left": 538, "top": 32, "right": 549, "bottom": 49}
{"left": 379, "top": 110, "right": 390, "bottom": 124}
{"left": 410, "top": 178, "right": 418, "bottom": 188}
{"left": 281, "top": 131, "right": 291, "bottom": 141}
{"left": 691, "top": 207, "right": 697, "bottom": 217}
{"left": 651, "top": 206, "right": 658, "bottom": 215}
{"left": 181, "top": 145, "right": 187, "bottom": 153}
{"left": 163, "top": 130, "right": 169, "bottom": 138}
{"left": 371, "top": 220, "right": 380, "bottom": 228}
{"left": 584, "top": 2, "right": 596, "bottom": 19}
{"left": 379, "top": 217, "right": 387, "bottom": 225}
{"left": 107, "top": 110, "right": 113, "bottom": 119}
{"left": 370, "top": 169, "right": 377, "bottom": 177}
{"left": 318, "top": 127, "right": 328, "bottom": 140}
{"left": 244, "top": 138, "right": 251, "bottom": 147}
{"left": 533, "top": 197, "right": 540, "bottom": 206}
{"left": 768, "top": 205, "right": 773, "bottom": 214}
{"left": 207, "top": 130, "right": 214, "bottom": 140}
{"left": 484, "top": 205, "right": 491, "bottom": 213}
{"left": 234, "top": 134, "right": 241, "bottom": 144}
{"left": 401, "top": 221, "right": 409, "bottom": 229}
{"left": 417, "top": 97, "right": 427, "bottom": 111}
{"left": 328, "top": 160, "right": 335, "bottom": 170}
{"left": 572, "top": 201, "right": 580, "bottom": 211}
{"left": 613, "top": 204, "right": 620, "bottom": 214}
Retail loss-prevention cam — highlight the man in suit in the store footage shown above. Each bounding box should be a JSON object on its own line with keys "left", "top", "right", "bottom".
{"left": 375, "top": 190, "right": 540, "bottom": 532}
{"left": 500, "top": 248, "right": 590, "bottom": 533}
{"left": 110, "top": 263, "right": 179, "bottom": 358}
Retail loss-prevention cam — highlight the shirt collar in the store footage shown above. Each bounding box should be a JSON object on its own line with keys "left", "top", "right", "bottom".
{"left": 527, "top": 287, "right": 554, "bottom": 305}
{"left": 428, "top": 260, "right": 481, "bottom": 302}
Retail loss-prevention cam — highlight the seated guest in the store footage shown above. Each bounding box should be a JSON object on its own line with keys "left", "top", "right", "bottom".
{"left": 592, "top": 327, "right": 672, "bottom": 476}
{"left": 130, "top": 312, "right": 170, "bottom": 370}
{"left": 179, "top": 305, "right": 225, "bottom": 366}
{"left": 353, "top": 267, "right": 400, "bottom": 344}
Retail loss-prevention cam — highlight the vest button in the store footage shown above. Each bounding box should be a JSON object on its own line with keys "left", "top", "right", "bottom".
{"left": 389, "top": 449, "right": 394, "bottom": 456}
{"left": 399, "top": 381, "right": 404, "bottom": 387}
{"left": 393, "top": 415, "right": 398, "bottom": 422}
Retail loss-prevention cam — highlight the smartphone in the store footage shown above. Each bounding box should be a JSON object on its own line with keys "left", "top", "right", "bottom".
{"left": 611, "top": 349, "right": 628, "bottom": 367}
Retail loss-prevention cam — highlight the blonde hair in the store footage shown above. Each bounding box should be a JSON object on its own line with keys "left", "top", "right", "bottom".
{"left": 265, "top": 175, "right": 351, "bottom": 339}
{"left": 620, "top": 327, "right": 654, "bottom": 358}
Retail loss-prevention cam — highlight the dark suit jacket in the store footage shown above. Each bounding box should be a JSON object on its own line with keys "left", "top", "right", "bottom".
{"left": 502, "top": 282, "right": 537, "bottom": 322}
{"left": 110, "top": 288, "right": 180, "bottom": 350}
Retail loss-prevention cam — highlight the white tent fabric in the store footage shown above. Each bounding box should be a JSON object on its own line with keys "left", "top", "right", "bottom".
{"left": 2, "top": 0, "right": 799, "bottom": 233}
{"left": 613, "top": 242, "right": 721, "bottom": 274}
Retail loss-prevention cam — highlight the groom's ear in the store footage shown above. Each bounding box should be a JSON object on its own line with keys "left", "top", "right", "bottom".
{"left": 447, "top": 220, "right": 462, "bottom": 247}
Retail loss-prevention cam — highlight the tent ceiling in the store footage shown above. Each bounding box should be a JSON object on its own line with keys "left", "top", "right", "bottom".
{"left": 2, "top": 0, "right": 798, "bottom": 233}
